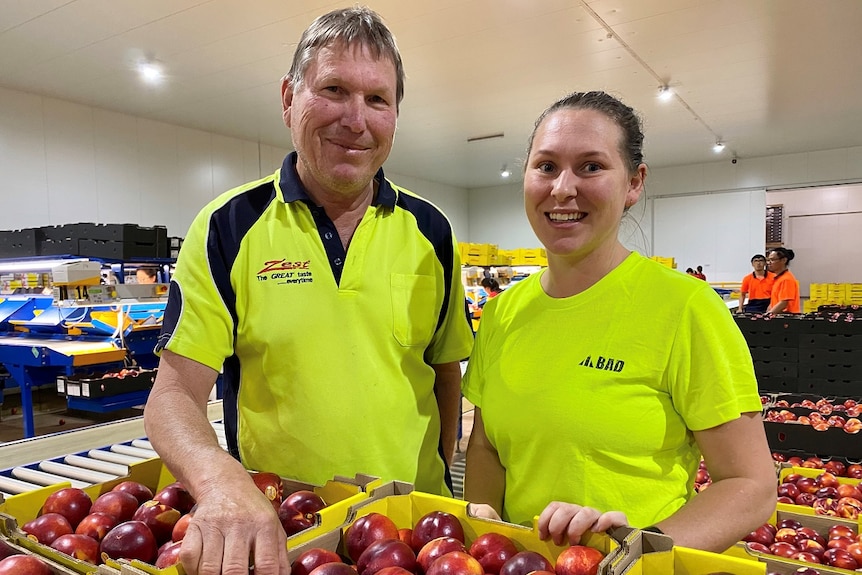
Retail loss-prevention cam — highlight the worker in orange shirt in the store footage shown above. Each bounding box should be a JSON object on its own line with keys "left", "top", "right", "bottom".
{"left": 737, "top": 254, "right": 774, "bottom": 314}
{"left": 766, "top": 248, "right": 801, "bottom": 314}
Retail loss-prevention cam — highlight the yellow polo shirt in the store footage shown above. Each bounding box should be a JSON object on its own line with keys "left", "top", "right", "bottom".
{"left": 158, "top": 153, "right": 473, "bottom": 495}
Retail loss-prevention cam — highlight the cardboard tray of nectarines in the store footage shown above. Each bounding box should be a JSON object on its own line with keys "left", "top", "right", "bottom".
{"left": 619, "top": 541, "right": 767, "bottom": 575}
{"left": 774, "top": 465, "right": 862, "bottom": 520}
{"left": 0, "top": 456, "right": 378, "bottom": 575}
{"left": 725, "top": 508, "right": 861, "bottom": 574}
{"left": 289, "top": 480, "right": 627, "bottom": 575}
{"left": 0, "top": 528, "right": 119, "bottom": 575}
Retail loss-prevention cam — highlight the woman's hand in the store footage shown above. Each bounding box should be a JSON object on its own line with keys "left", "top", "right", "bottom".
{"left": 468, "top": 503, "right": 502, "bottom": 521}
{"left": 537, "top": 502, "right": 628, "bottom": 546}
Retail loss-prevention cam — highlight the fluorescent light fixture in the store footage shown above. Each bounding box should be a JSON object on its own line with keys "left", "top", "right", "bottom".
{"left": 0, "top": 258, "right": 87, "bottom": 273}
{"left": 657, "top": 86, "right": 673, "bottom": 102}
{"left": 500, "top": 164, "right": 511, "bottom": 178}
{"left": 138, "top": 61, "right": 164, "bottom": 84}
{"left": 713, "top": 141, "right": 726, "bottom": 153}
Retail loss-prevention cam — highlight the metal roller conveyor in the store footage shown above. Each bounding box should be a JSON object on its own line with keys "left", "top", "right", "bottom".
{"left": 39, "top": 460, "right": 118, "bottom": 483}
{"left": 64, "top": 454, "right": 129, "bottom": 477}
{"left": 11, "top": 467, "right": 89, "bottom": 489}
{"left": 131, "top": 439, "right": 154, "bottom": 451}
{"left": 109, "top": 444, "right": 158, "bottom": 459}
{"left": 88, "top": 449, "right": 148, "bottom": 465}
{"left": 0, "top": 475, "right": 44, "bottom": 494}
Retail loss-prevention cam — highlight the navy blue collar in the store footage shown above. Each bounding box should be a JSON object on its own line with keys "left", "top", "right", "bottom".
{"left": 278, "top": 152, "right": 397, "bottom": 208}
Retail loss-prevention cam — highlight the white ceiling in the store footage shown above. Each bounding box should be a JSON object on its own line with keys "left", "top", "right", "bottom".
{"left": 2, "top": 0, "right": 861, "bottom": 189}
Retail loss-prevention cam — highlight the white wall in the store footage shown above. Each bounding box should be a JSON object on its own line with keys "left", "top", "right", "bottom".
{"left": 766, "top": 184, "right": 862, "bottom": 296}
{"left": 0, "top": 87, "right": 467, "bottom": 240}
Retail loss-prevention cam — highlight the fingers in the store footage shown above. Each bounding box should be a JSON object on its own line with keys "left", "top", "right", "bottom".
{"left": 468, "top": 503, "right": 502, "bottom": 520}
{"left": 251, "top": 521, "right": 291, "bottom": 575}
{"left": 539, "top": 502, "right": 623, "bottom": 546}
{"left": 591, "top": 511, "right": 628, "bottom": 533}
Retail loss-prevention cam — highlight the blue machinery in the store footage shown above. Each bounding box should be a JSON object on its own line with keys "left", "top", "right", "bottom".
{"left": 0, "top": 295, "right": 165, "bottom": 438}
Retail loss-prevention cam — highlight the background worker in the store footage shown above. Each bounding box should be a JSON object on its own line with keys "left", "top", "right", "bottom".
{"left": 766, "top": 247, "right": 801, "bottom": 314}
{"left": 135, "top": 266, "right": 158, "bottom": 284}
{"left": 144, "top": 8, "right": 473, "bottom": 575}
{"left": 737, "top": 254, "right": 773, "bottom": 313}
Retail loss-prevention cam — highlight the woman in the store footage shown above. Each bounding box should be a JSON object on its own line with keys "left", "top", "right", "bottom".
{"left": 765, "top": 247, "right": 800, "bottom": 314}
{"left": 462, "top": 91, "right": 775, "bottom": 553}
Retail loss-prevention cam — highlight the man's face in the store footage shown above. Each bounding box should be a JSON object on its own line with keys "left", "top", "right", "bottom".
{"left": 283, "top": 42, "right": 398, "bottom": 200}
{"left": 752, "top": 258, "right": 766, "bottom": 272}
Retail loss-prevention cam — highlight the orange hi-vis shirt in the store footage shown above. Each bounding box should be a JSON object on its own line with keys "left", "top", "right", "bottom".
{"left": 770, "top": 269, "right": 801, "bottom": 313}
{"left": 741, "top": 271, "right": 775, "bottom": 300}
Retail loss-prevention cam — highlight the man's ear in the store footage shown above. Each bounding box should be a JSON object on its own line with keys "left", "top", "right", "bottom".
{"left": 281, "top": 76, "right": 293, "bottom": 128}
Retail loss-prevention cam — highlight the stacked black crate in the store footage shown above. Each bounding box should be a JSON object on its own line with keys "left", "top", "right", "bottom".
{"left": 797, "top": 317, "right": 862, "bottom": 396}
{"left": 735, "top": 315, "right": 800, "bottom": 393}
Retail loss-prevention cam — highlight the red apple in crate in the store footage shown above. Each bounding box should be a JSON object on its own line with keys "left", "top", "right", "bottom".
{"left": 0, "top": 555, "right": 52, "bottom": 575}
{"left": 50, "top": 533, "right": 100, "bottom": 564}
{"left": 499, "top": 551, "right": 553, "bottom": 575}
{"left": 155, "top": 540, "right": 183, "bottom": 568}
{"left": 468, "top": 532, "right": 518, "bottom": 575}
{"left": 91, "top": 490, "right": 139, "bottom": 522}
{"left": 310, "top": 564, "right": 358, "bottom": 575}
{"left": 133, "top": 500, "right": 181, "bottom": 544}
{"left": 100, "top": 520, "right": 158, "bottom": 564}
{"left": 42, "top": 487, "right": 92, "bottom": 528}
{"left": 417, "top": 536, "right": 466, "bottom": 573}
{"left": 22, "top": 512, "right": 73, "bottom": 545}
{"left": 824, "top": 546, "right": 858, "bottom": 569}
{"left": 172, "top": 512, "right": 193, "bottom": 542}
{"left": 555, "top": 545, "right": 604, "bottom": 575}
{"left": 745, "top": 541, "right": 770, "bottom": 553}
{"left": 424, "top": 550, "right": 482, "bottom": 575}
{"left": 375, "top": 568, "right": 413, "bottom": 575}
{"left": 154, "top": 482, "right": 196, "bottom": 514}
{"left": 250, "top": 471, "right": 284, "bottom": 511}
{"left": 411, "top": 511, "right": 465, "bottom": 552}
{"left": 793, "top": 550, "right": 822, "bottom": 564}
{"left": 356, "top": 539, "right": 417, "bottom": 575}
{"left": 278, "top": 490, "right": 327, "bottom": 536}
{"left": 291, "top": 548, "right": 344, "bottom": 575}
{"left": 112, "top": 481, "right": 154, "bottom": 505}
{"left": 743, "top": 525, "right": 776, "bottom": 546}
{"left": 398, "top": 528, "right": 413, "bottom": 546}
{"left": 75, "top": 512, "right": 119, "bottom": 541}
{"left": 345, "top": 512, "right": 400, "bottom": 562}
{"left": 769, "top": 541, "right": 799, "bottom": 558}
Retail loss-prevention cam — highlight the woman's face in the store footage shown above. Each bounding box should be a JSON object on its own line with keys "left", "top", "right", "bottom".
{"left": 766, "top": 252, "right": 786, "bottom": 273}
{"left": 523, "top": 108, "right": 645, "bottom": 263}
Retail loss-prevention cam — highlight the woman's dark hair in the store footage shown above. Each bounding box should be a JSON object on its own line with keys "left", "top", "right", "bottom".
{"left": 525, "top": 91, "right": 645, "bottom": 174}
{"left": 769, "top": 247, "right": 795, "bottom": 263}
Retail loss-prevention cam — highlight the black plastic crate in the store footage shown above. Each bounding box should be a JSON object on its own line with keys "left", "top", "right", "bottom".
{"left": 77, "top": 238, "right": 160, "bottom": 259}
{"left": 799, "top": 348, "right": 860, "bottom": 365}
{"left": 757, "top": 376, "right": 798, "bottom": 393}
{"left": 59, "top": 368, "right": 156, "bottom": 398}
{"left": 765, "top": 420, "right": 862, "bottom": 459}
{"left": 798, "top": 363, "right": 862, "bottom": 380}
{"left": 797, "top": 378, "right": 862, "bottom": 396}
{"left": 38, "top": 238, "right": 79, "bottom": 256}
{"left": 798, "top": 333, "right": 862, "bottom": 350}
{"left": 754, "top": 360, "right": 798, "bottom": 378}
{"left": 0, "top": 228, "right": 41, "bottom": 257}
{"left": 749, "top": 346, "right": 798, "bottom": 362}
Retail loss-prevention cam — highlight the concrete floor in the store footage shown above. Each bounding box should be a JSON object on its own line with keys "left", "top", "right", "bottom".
{"left": 0, "top": 386, "right": 142, "bottom": 444}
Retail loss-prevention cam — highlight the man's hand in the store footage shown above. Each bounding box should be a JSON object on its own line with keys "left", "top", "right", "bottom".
{"left": 537, "top": 502, "right": 628, "bottom": 546}
{"left": 179, "top": 479, "right": 290, "bottom": 575}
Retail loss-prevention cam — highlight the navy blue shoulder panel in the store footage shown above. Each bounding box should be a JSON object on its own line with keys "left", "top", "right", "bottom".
{"left": 207, "top": 182, "right": 278, "bottom": 324}
{"left": 394, "top": 192, "right": 455, "bottom": 331}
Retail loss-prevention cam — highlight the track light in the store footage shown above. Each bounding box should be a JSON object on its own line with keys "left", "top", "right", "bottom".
{"left": 500, "top": 164, "right": 511, "bottom": 179}
{"left": 713, "top": 141, "right": 726, "bottom": 153}
{"left": 657, "top": 85, "right": 673, "bottom": 102}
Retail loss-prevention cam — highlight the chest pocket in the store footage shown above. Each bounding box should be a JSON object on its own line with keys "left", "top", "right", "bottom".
{"left": 391, "top": 273, "right": 438, "bottom": 347}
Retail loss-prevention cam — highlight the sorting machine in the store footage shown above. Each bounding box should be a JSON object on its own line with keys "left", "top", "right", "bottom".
{"left": 0, "top": 260, "right": 167, "bottom": 438}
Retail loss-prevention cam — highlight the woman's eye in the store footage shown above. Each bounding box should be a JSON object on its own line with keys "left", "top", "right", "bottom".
{"left": 537, "top": 162, "right": 555, "bottom": 173}
{"left": 584, "top": 162, "right": 601, "bottom": 172}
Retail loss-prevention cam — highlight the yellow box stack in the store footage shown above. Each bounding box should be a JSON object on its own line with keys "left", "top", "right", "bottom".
{"left": 514, "top": 247, "right": 547, "bottom": 266}
{"left": 649, "top": 256, "right": 676, "bottom": 269}
{"left": 462, "top": 243, "right": 498, "bottom": 266}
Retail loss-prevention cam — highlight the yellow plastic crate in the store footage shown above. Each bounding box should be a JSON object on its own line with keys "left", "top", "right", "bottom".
{"left": 291, "top": 482, "right": 625, "bottom": 574}
{"left": 627, "top": 546, "right": 766, "bottom": 575}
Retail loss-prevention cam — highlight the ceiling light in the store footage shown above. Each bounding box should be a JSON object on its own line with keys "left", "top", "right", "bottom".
{"left": 657, "top": 86, "right": 673, "bottom": 102}
{"left": 138, "top": 61, "right": 164, "bottom": 84}
{"left": 500, "top": 164, "right": 511, "bottom": 179}
{"left": 713, "top": 141, "right": 726, "bottom": 153}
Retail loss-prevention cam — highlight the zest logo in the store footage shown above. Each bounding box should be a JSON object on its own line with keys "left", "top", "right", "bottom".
{"left": 257, "top": 259, "right": 310, "bottom": 274}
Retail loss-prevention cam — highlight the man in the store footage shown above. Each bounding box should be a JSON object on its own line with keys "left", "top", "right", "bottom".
{"left": 737, "top": 254, "right": 774, "bottom": 313}
{"left": 143, "top": 7, "right": 473, "bottom": 574}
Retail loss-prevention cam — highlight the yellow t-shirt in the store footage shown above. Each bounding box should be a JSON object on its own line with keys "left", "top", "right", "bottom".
{"left": 158, "top": 153, "right": 474, "bottom": 495}
{"left": 462, "top": 253, "right": 761, "bottom": 527}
